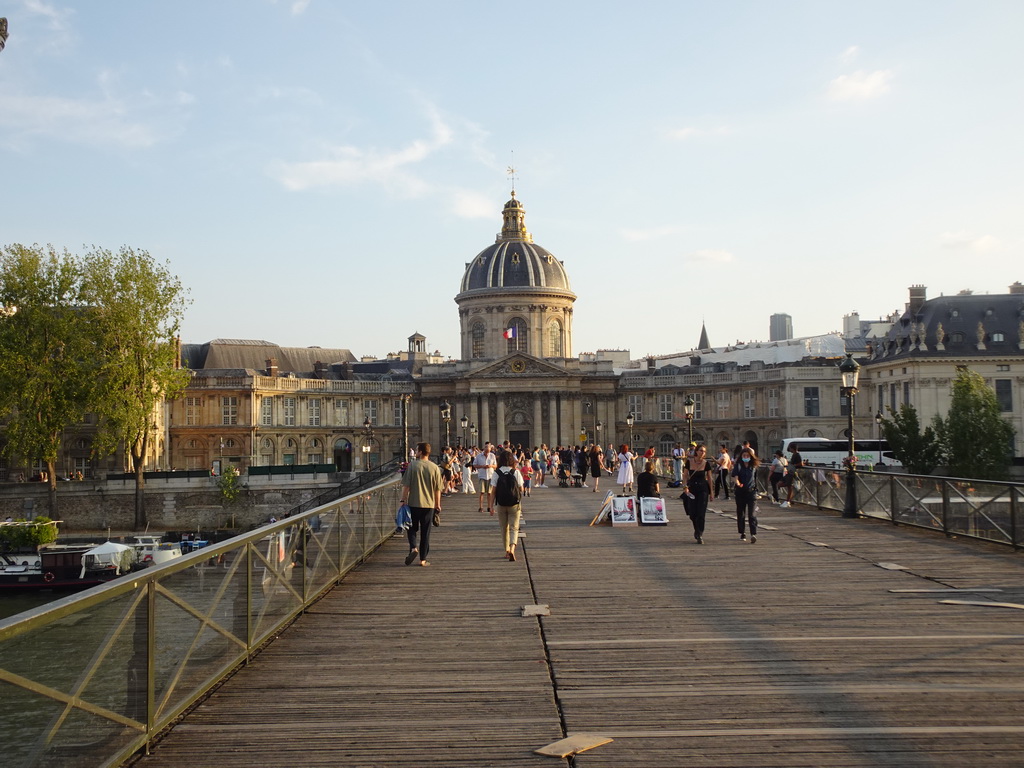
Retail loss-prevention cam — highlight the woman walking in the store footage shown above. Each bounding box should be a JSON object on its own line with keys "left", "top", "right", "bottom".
{"left": 588, "top": 445, "right": 606, "bottom": 493}
{"left": 731, "top": 447, "right": 760, "bottom": 543}
{"left": 683, "top": 444, "right": 714, "bottom": 544}
{"left": 768, "top": 450, "right": 788, "bottom": 505}
{"left": 616, "top": 444, "right": 637, "bottom": 494}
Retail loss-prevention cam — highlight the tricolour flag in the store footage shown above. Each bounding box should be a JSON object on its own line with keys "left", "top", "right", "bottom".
{"left": 503, "top": 327, "right": 517, "bottom": 339}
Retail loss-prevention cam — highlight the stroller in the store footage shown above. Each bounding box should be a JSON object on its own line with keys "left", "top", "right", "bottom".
{"left": 557, "top": 464, "right": 572, "bottom": 487}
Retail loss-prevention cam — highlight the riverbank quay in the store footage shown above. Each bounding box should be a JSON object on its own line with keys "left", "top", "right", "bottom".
{"left": 128, "top": 486, "right": 1024, "bottom": 768}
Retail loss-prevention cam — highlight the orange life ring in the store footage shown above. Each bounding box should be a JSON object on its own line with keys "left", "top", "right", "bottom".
{"left": 43, "top": 572, "right": 55, "bottom": 583}
{"left": 142, "top": 554, "right": 154, "bottom": 563}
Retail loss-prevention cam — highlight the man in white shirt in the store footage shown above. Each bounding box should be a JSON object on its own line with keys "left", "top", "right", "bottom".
{"left": 672, "top": 442, "right": 685, "bottom": 484}
{"left": 473, "top": 442, "right": 497, "bottom": 512}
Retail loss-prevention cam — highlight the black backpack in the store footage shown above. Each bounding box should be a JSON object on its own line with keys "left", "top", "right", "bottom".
{"left": 494, "top": 470, "right": 522, "bottom": 506}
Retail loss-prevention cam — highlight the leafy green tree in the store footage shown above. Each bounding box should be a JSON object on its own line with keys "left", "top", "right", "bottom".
{"left": 0, "top": 244, "right": 94, "bottom": 514}
{"left": 81, "top": 247, "right": 191, "bottom": 529}
{"left": 934, "top": 367, "right": 1015, "bottom": 480}
{"left": 878, "top": 403, "right": 943, "bottom": 475}
{"left": 218, "top": 464, "right": 241, "bottom": 505}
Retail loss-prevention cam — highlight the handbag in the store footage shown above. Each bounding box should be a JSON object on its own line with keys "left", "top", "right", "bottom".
{"left": 432, "top": 510, "right": 441, "bottom": 527}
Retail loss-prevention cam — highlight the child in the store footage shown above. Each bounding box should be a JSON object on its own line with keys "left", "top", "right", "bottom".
{"left": 519, "top": 460, "right": 532, "bottom": 497}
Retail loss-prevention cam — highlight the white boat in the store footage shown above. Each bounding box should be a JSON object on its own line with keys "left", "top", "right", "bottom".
{"left": 79, "top": 541, "right": 135, "bottom": 579}
{"left": 131, "top": 535, "right": 183, "bottom": 566}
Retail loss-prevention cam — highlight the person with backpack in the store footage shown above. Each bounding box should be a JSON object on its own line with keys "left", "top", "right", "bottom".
{"left": 489, "top": 451, "right": 525, "bottom": 561}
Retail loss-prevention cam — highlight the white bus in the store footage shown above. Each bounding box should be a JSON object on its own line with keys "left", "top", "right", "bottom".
{"left": 779, "top": 438, "right": 901, "bottom": 468}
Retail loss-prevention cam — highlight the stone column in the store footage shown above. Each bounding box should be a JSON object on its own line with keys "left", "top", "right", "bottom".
{"left": 469, "top": 395, "right": 480, "bottom": 447}
{"left": 572, "top": 395, "right": 583, "bottom": 444}
{"left": 533, "top": 395, "right": 543, "bottom": 449}
{"left": 548, "top": 393, "right": 559, "bottom": 446}
{"left": 496, "top": 396, "right": 506, "bottom": 446}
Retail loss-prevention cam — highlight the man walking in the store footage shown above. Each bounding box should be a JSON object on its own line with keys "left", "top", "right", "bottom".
{"left": 473, "top": 442, "right": 497, "bottom": 512}
{"left": 400, "top": 442, "right": 443, "bottom": 567}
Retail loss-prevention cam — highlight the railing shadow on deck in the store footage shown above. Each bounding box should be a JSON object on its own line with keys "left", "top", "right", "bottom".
{"left": 0, "top": 474, "right": 403, "bottom": 768}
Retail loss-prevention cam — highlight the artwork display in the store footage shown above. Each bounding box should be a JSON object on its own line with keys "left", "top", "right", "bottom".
{"left": 610, "top": 496, "right": 637, "bottom": 526}
{"left": 639, "top": 497, "right": 668, "bottom": 525}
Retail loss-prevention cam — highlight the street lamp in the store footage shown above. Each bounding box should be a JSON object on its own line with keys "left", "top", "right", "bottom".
{"left": 683, "top": 395, "right": 696, "bottom": 446}
{"left": 839, "top": 353, "right": 861, "bottom": 518}
{"left": 874, "top": 410, "right": 884, "bottom": 468}
{"left": 460, "top": 414, "right": 468, "bottom": 449}
{"left": 595, "top": 420, "right": 602, "bottom": 446}
{"left": 469, "top": 422, "right": 478, "bottom": 448}
{"left": 440, "top": 400, "right": 452, "bottom": 449}
{"left": 625, "top": 412, "right": 634, "bottom": 447}
{"left": 362, "top": 416, "right": 374, "bottom": 470}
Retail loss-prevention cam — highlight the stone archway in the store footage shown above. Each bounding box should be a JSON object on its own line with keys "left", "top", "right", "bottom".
{"left": 334, "top": 438, "right": 353, "bottom": 472}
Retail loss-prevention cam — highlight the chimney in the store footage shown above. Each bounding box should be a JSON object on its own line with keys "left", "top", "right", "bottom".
{"left": 646, "top": 356, "right": 656, "bottom": 375}
{"left": 907, "top": 285, "right": 927, "bottom": 315}
{"left": 266, "top": 358, "right": 278, "bottom": 377}
{"left": 1010, "top": 281, "right": 1024, "bottom": 295}
{"left": 314, "top": 360, "right": 324, "bottom": 377}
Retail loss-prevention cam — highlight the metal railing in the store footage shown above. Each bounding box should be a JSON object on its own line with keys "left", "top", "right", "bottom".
{"left": 770, "top": 467, "right": 1023, "bottom": 549}
{"left": 0, "top": 474, "right": 403, "bottom": 768}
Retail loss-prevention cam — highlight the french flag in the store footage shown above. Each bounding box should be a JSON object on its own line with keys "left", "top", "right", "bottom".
{"left": 503, "top": 327, "right": 517, "bottom": 339}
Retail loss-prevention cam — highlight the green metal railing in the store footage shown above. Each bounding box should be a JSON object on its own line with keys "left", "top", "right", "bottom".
{"left": 0, "top": 474, "right": 402, "bottom": 768}
{"left": 774, "top": 467, "right": 1023, "bottom": 549}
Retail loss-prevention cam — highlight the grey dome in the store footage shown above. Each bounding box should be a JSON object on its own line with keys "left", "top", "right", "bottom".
{"left": 458, "top": 192, "right": 574, "bottom": 297}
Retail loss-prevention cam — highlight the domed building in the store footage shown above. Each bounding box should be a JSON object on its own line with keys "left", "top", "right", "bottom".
{"left": 456, "top": 191, "right": 576, "bottom": 360}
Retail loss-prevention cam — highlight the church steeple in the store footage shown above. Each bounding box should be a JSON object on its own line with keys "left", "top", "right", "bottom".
{"left": 497, "top": 190, "right": 533, "bottom": 243}
{"left": 698, "top": 322, "right": 710, "bottom": 351}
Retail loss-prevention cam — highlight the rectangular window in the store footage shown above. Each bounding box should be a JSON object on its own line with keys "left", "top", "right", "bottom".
{"left": 628, "top": 395, "right": 644, "bottom": 422}
{"left": 364, "top": 399, "right": 379, "bottom": 426}
{"left": 743, "top": 390, "right": 755, "bottom": 418}
{"left": 221, "top": 396, "right": 238, "bottom": 426}
{"left": 997, "top": 364, "right": 1010, "bottom": 372}
{"left": 903, "top": 381, "right": 910, "bottom": 407}
{"left": 307, "top": 453, "right": 323, "bottom": 464}
{"left": 877, "top": 384, "right": 884, "bottom": 412}
{"left": 260, "top": 397, "right": 272, "bottom": 426}
{"left": 393, "top": 399, "right": 404, "bottom": 427}
{"left": 658, "top": 393, "right": 673, "bottom": 421}
{"left": 840, "top": 394, "right": 850, "bottom": 417}
{"left": 185, "top": 396, "right": 202, "bottom": 426}
{"left": 308, "top": 398, "right": 321, "bottom": 426}
{"left": 890, "top": 383, "right": 898, "bottom": 410}
{"left": 767, "top": 388, "right": 779, "bottom": 418}
{"left": 716, "top": 391, "right": 730, "bottom": 418}
{"left": 692, "top": 393, "right": 702, "bottom": 420}
{"left": 335, "top": 399, "right": 349, "bottom": 426}
{"left": 803, "top": 387, "right": 820, "bottom": 417}
{"left": 995, "top": 379, "right": 1013, "bottom": 412}
{"left": 283, "top": 397, "right": 296, "bottom": 426}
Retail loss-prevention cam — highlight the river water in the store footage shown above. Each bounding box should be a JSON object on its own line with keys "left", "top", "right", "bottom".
{"left": 0, "top": 591, "right": 66, "bottom": 620}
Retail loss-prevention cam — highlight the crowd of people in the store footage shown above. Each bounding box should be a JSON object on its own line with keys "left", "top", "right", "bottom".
{"left": 399, "top": 437, "right": 806, "bottom": 566}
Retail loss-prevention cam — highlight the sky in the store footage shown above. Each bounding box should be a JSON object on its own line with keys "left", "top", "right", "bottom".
{"left": 2, "top": 1, "right": 1023, "bottom": 361}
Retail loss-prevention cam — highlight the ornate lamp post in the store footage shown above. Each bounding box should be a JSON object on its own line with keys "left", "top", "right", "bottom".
{"left": 839, "top": 353, "right": 861, "bottom": 518}
{"left": 683, "top": 395, "right": 696, "bottom": 446}
{"left": 595, "top": 420, "right": 602, "bottom": 447}
{"left": 469, "top": 422, "right": 478, "bottom": 448}
{"left": 874, "top": 410, "right": 884, "bottom": 469}
{"left": 362, "top": 416, "right": 374, "bottom": 471}
{"left": 400, "top": 394, "right": 411, "bottom": 461}
{"left": 625, "top": 412, "right": 634, "bottom": 448}
{"left": 440, "top": 400, "right": 451, "bottom": 449}
{"left": 460, "top": 414, "right": 468, "bottom": 449}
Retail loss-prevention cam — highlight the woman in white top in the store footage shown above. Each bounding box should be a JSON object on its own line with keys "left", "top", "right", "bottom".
{"left": 769, "top": 450, "right": 788, "bottom": 505}
{"left": 616, "top": 443, "right": 637, "bottom": 494}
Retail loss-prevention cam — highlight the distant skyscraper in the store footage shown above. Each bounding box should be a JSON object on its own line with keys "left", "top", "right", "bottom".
{"left": 770, "top": 313, "right": 793, "bottom": 341}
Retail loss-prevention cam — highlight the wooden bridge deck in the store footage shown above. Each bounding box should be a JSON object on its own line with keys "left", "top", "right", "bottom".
{"left": 132, "top": 485, "right": 1024, "bottom": 767}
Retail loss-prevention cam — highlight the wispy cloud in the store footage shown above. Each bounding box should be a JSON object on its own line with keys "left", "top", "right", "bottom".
{"left": 940, "top": 231, "right": 1001, "bottom": 252}
{"left": 451, "top": 190, "right": 496, "bottom": 219}
{"left": 681, "top": 249, "right": 734, "bottom": 264}
{"left": 667, "top": 125, "right": 733, "bottom": 141}
{"left": 19, "top": 0, "right": 76, "bottom": 53}
{"left": 839, "top": 45, "right": 860, "bottom": 65}
{"left": 620, "top": 226, "right": 682, "bottom": 242}
{"left": 272, "top": 103, "right": 455, "bottom": 195}
{"left": 826, "top": 69, "right": 893, "bottom": 101}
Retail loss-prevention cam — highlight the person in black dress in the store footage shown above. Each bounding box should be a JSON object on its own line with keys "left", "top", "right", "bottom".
{"left": 588, "top": 445, "right": 606, "bottom": 493}
{"left": 683, "top": 444, "right": 714, "bottom": 544}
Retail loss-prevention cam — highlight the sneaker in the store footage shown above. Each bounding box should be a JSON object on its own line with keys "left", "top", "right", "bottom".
{"left": 581, "top": 483, "right": 588, "bottom": 487}
{"left": 751, "top": 534, "right": 757, "bottom": 543}
{"left": 740, "top": 535, "right": 746, "bottom": 542}
{"left": 405, "top": 549, "right": 418, "bottom": 565}
{"left": 779, "top": 501, "right": 790, "bottom": 508}
{"left": 696, "top": 536, "right": 703, "bottom": 545}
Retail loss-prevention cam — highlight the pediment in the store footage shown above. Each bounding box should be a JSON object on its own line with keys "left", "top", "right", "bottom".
{"left": 466, "top": 354, "right": 569, "bottom": 379}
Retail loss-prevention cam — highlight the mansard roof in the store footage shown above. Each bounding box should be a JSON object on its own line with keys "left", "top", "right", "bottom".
{"left": 181, "top": 339, "right": 356, "bottom": 374}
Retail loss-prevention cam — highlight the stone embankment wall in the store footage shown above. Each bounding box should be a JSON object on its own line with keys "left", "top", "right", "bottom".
{"left": 0, "top": 477, "right": 339, "bottom": 532}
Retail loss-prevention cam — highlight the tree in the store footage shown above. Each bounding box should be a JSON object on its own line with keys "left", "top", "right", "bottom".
{"left": 878, "top": 403, "right": 943, "bottom": 475}
{"left": 81, "top": 247, "right": 191, "bottom": 529}
{"left": 0, "top": 244, "right": 94, "bottom": 514}
{"left": 934, "top": 367, "right": 1015, "bottom": 480}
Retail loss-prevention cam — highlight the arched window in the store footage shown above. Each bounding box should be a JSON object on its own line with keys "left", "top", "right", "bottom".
{"left": 471, "top": 322, "right": 485, "bottom": 358}
{"left": 506, "top": 317, "right": 528, "bottom": 354}
{"left": 548, "top": 319, "right": 563, "bottom": 357}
